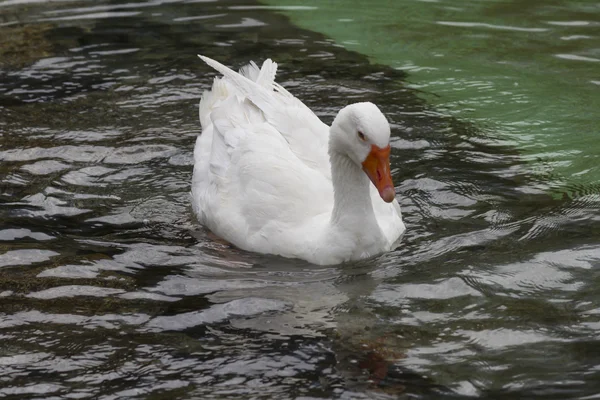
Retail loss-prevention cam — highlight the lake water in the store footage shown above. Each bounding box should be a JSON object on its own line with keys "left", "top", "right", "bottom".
{"left": 1, "top": 0, "right": 600, "bottom": 398}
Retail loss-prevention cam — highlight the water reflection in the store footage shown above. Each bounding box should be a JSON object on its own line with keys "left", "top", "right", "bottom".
{"left": 1, "top": 0, "right": 600, "bottom": 398}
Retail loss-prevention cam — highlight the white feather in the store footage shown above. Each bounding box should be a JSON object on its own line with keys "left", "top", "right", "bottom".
{"left": 192, "top": 56, "right": 405, "bottom": 265}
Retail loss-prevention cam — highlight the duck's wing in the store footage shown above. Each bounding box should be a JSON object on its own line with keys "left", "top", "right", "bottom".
{"left": 192, "top": 57, "right": 334, "bottom": 250}
{"left": 198, "top": 55, "right": 331, "bottom": 177}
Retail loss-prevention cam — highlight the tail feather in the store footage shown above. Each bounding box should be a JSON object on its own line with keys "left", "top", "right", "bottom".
{"left": 199, "top": 55, "right": 265, "bottom": 93}
{"left": 254, "top": 58, "right": 277, "bottom": 88}
{"left": 199, "top": 55, "right": 273, "bottom": 114}
{"left": 239, "top": 60, "right": 260, "bottom": 81}
{"left": 199, "top": 77, "right": 228, "bottom": 129}
{"left": 198, "top": 55, "right": 294, "bottom": 117}
{"left": 238, "top": 59, "right": 277, "bottom": 89}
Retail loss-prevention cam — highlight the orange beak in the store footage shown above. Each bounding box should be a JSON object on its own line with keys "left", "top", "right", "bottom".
{"left": 361, "top": 144, "right": 395, "bottom": 203}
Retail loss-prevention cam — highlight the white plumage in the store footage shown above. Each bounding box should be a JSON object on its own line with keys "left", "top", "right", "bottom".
{"left": 192, "top": 55, "right": 405, "bottom": 265}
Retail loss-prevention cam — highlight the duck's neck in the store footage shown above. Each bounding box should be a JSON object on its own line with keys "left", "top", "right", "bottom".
{"left": 329, "top": 150, "right": 378, "bottom": 232}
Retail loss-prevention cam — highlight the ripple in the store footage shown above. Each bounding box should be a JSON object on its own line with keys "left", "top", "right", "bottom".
{"left": 149, "top": 275, "right": 273, "bottom": 297}
{"left": 228, "top": 5, "right": 317, "bottom": 11}
{"left": 40, "top": 11, "right": 141, "bottom": 22}
{"left": 561, "top": 35, "right": 593, "bottom": 41}
{"left": 0, "top": 249, "right": 59, "bottom": 268}
{"left": 463, "top": 255, "right": 584, "bottom": 296}
{"left": 0, "top": 310, "right": 150, "bottom": 330}
{"left": 436, "top": 21, "right": 548, "bottom": 32}
{"left": 406, "top": 225, "right": 518, "bottom": 264}
{"left": 118, "top": 291, "right": 180, "bottom": 302}
{"left": 457, "top": 328, "right": 566, "bottom": 350}
{"left": 0, "top": 383, "right": 64, "bottom": 397}
{"left": 0, "top": 146, "right": 112, "bottom": 163}
{"left": 534, "top": 246, "right": 600, "bottom": 270}
{"left": 89, "top": 48, "right": 140, "bottom": 56}
{"left": 41, "top": 0, "right": 178, "bottom": 15}
{"left": 54, "top": 129, "right": 124, "bottom": 142}
{"left": 555, "top": 54, "right": 600, "bottom": 63}
{"left": 38, "top": 243, "right": 210, "bottom": 279}
{"left": 61, "top": 166, "right": 116, "bottom": 187}
{"left": 27, "top": 285, "right": 126, "bottom": 299}
{"left": 173, "top": 13, "right": 227, "bottom": 22}
{"left": 547, "top": 20, "right": 593, "bottom": 26}
{"left": 13, "top": 192, "right": 92, "bottom": 218}
{"left": 0, "top": 352, "right": 52, "bottom": 366}
{"left": 21, "top": 160, "right": 71, "bottom": 175}
{"left": 0, "top": 228, "right": 54, "bottom": 241}
{"left": 146, "top": 298, "right": 290, "bottom": 331}
{"left": 372, "top": 277, "right": 482, "bottom": 305}
{"left": 103, "top": 145, "right": 178, "bottom": 164}
{"left": 217, "top": 17, "right": 266, "bottom": 28}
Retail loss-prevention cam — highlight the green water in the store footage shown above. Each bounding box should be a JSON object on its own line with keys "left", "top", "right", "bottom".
{"left": 266, "top": 0, "right": 600, "bottom": 191}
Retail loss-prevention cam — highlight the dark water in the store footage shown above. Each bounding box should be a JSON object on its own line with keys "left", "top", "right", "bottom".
{"left": 1, "top": 0, "right": 600, "bottom": 398}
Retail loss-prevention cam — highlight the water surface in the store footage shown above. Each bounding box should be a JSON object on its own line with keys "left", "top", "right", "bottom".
{"left": 1, "top": 0, "right": 600, "bottom": 399}
{"left": 268, "top": 0, "right": 600, "bottom": 191}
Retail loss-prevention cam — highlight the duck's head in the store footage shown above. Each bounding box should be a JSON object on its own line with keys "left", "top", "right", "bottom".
{"left": 330, "top": 102, "right": 395, "bottom": 203}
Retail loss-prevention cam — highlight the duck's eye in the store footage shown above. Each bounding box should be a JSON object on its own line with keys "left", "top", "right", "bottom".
{"left": 358, "top": 131, "right": 366, "bottom": 141}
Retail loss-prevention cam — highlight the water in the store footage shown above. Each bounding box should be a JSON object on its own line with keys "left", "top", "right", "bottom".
{"left": 269, "top": 0, "right": 600, "bottom": 190}
{"left": 1, "top": 0, "right": 600, "bottom": 398}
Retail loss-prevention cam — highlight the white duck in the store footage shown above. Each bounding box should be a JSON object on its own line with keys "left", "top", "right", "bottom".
{"left": 192, "top": 55, "right": 405, "bottom": 265}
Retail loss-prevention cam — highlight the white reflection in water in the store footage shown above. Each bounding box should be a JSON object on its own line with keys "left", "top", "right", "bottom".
{"left": 0, "top": 249, "right": 59, "bottom": 268}
{"left": 146, "top": 298, "right": 290, "bottom": 331}
{"left": 27, "top": 285, "right": 126, "bottom": 299}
